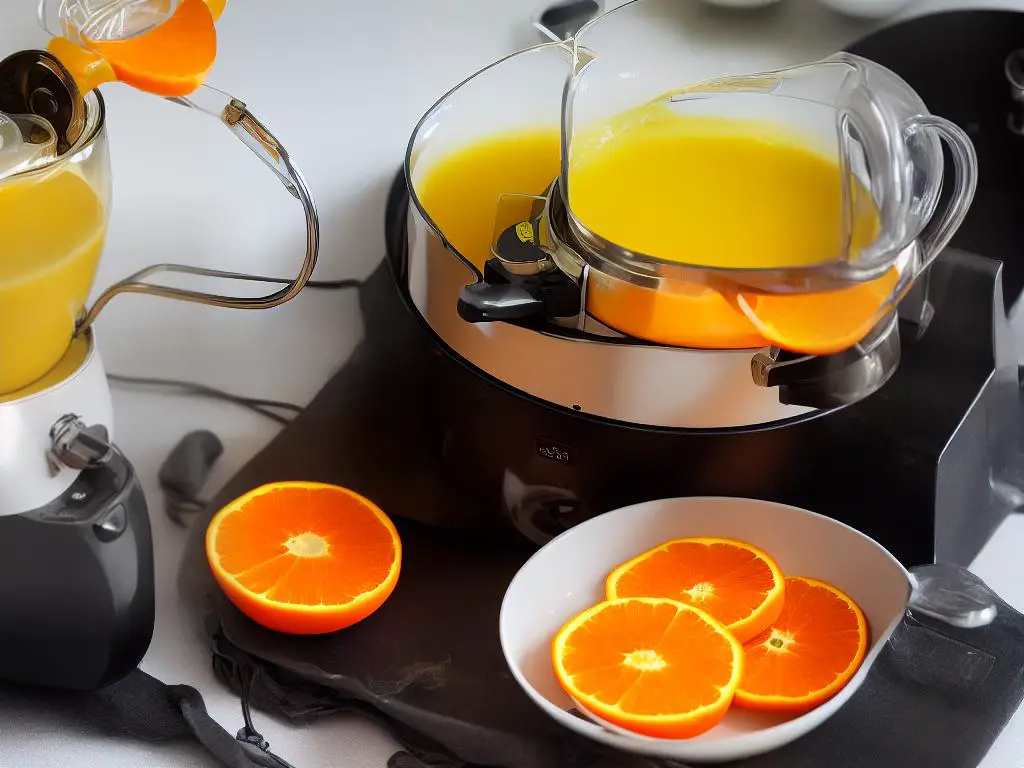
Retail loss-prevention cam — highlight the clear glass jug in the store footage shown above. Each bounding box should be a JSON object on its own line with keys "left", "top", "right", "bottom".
{"left": 0, "top": 2, "right": 317, "bottom": 396}
{"left": 0, "top": 69, "right": 111, "bottom": 395}
{"left": 560, "top": 1, "right": 978, "bottom": 355}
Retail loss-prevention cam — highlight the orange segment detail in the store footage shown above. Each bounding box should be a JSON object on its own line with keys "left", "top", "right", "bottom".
{"left": 735, "top": 576, "right": 869, "bottom": 714}
{"left": 85, "top": 0, "right": 217, "bottom": 97}
{"left": 552, "top": 598, "right": 743, "bottom": 739}
{"left": 606, "top": 537, "right": 785, "bottom": 644}
{"left": 737, "top": 266, "right": 901, "bottom": 356}
{"left": 206, "top": 482, "right": 402, "bottom": 635}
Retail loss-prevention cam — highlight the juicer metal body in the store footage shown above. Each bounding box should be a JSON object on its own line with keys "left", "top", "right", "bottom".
{"left": 406, "top": 198, "right": 817, "bottom": 430}
{"left": 377, "top": 8, "right": 1024, "bottom": 569}
{"left": 375, "top": 165, "right": 1021, "bottom": 569}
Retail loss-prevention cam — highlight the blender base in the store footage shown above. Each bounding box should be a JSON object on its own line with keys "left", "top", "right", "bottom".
{"left": 0, "top": 447, "right": 155, "bottom": 691}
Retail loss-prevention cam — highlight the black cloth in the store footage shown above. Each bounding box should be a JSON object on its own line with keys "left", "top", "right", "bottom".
{"left": 0, "top": 669, "right": 295, "bottom": 768}
{"left": 182, "top": 512, "right": 1024, "bottom": 768}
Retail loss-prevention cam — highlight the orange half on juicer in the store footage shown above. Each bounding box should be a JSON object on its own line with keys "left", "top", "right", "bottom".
{"left": 40, "top": 0, "right": 227, "bottom": 97}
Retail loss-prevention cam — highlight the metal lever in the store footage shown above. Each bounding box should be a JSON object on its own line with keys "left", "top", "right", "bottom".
{"left": 458, "top": 283, "right": 546, "bottom": 322}
{"left": 48, "top": 414, "right": 114, "bottom": 474}
{"left": 751, "top": 313, "right": 901, "bottom": 408}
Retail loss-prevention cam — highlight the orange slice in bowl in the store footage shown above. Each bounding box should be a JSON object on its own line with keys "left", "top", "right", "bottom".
{"left": 206, "top": 481, "right": 402, "bottom": 635}
{"left": 735, "top": 576, "right": 869, "bottom": 714}
{"left": 606, "top": 537, "right": 785, "bottom": 644}
{"left": 552, "top": 597, "right": 743, "bottom": 739}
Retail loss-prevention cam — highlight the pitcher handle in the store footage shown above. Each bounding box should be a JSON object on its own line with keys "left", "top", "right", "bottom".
{"left": 75, "top": 85, "right": 319, "bottom": 334}
{"left": 905, "top": 115, "right": 979, "bottom": 272}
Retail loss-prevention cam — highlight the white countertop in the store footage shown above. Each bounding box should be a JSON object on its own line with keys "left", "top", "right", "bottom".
{"left": 3, "top": 0, "right": 1024, "bottom": 765}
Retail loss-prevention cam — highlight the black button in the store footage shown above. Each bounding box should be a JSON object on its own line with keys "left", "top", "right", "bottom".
{"left": 94, "top": 504, "right": 127, "bottom": 542}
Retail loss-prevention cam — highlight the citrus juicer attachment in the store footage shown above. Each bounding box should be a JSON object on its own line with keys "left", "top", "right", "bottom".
{"left": 0, "top": 0, "right": 317, "bottom": 397}
{"left": 459, "top": 0, "right": 978, "bottom": 368}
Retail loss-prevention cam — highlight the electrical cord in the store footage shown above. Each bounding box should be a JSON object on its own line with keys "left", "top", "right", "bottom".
{"left": 105, "top": 276, "right": 362, "bottom": 424}
{"left": 211, "top": 644, "right": 299, "bottom": 768}
{"left": 108, "top": 374, "right": 301, "bottom": 425}
{"left": 106, "top": 276, "right": 362, "bottom": 527}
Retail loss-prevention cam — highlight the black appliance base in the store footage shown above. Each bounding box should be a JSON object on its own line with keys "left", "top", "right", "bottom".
{"left": 0, "top": 450, "right": 155, "bottom": 691}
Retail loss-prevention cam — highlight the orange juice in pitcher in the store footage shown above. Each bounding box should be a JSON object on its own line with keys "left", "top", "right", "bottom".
{"left": 0, "top": 170, "right": 107, "bottom": 394}
{"left": 0, "top": 106, "right": 110, "bottom": 395}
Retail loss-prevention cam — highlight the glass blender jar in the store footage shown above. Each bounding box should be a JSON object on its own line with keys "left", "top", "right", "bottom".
{"left": 0, "top": 0, "right": 317, "bottom": 399}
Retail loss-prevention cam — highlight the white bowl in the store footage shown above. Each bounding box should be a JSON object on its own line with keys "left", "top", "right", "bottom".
{"left": 499, "top": 497, "right": 912, "bottom": 763}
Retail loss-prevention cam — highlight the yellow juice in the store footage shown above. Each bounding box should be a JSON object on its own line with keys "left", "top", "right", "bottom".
{"left": 415, "top": 129, "right": 562, "bottom": 270}
{"left": 567, "top": 107, "right": 880, "bottom": 269}
{"left": 566, "top": 105, "right": 895, "bottom": 352}
{"left": 0, "top": 169, "right": 106, "bottom": 394}
{"left": 414, "top": 111, "right": 893, "bottom": 354}
{"left": 415, "top": 126, "right": 768, "bottom": 347}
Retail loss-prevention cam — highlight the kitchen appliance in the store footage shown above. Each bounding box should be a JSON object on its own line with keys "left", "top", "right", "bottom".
{"left": 388, "top": 0, "right": 1019, "bottom": 569}
{"left": 0, "top": 1, "right": 317, "bottom": 691}
{"left": 147, "top": 11, "right": 1024, "bottom": 768}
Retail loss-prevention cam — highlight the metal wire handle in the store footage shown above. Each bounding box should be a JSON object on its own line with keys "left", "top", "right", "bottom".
{"left": 75, "top": 84, "right": 319, "bottom": 334}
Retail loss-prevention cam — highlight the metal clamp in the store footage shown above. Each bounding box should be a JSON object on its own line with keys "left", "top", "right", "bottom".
{"left": 48, "top": 414, "right": 114, "bottom": 475}
{"left": 75, "top": 84, "right": 319, "bottom": 334}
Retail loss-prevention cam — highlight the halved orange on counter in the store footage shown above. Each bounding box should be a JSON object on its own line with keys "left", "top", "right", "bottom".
{"left": 552, "top": 597, "right": 744, "bottom": 739}
{"left": 606, "top": 537, "right": 785, "bottom": 644}
{"left": 206, "top": 481, "right": 402, "bottom": 635}
{"left": 736, "top": 266, "right": 901, "bottom": 356}
{"left": 735, "top": 576, "right": 869, "bottom": 714}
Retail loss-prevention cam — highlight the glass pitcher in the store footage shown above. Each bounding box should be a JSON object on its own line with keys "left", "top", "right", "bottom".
{"left": 0, "top": 3, "right": 317, "bottom": 396}
{"left": 0, "top": 59, "right": 112, "bottom": 395}
{"left": 559, "top": 1, "right": 978, "bottom": 355}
